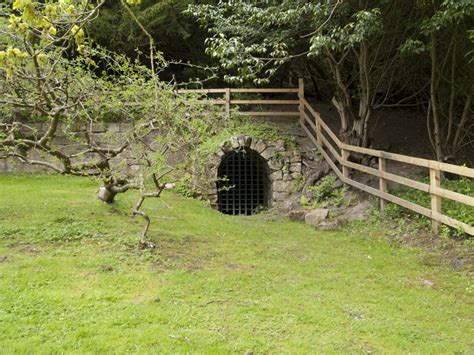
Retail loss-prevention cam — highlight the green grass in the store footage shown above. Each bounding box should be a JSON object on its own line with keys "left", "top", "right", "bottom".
{"left": 0, "top": 174, "right": 472, "bottom": 353}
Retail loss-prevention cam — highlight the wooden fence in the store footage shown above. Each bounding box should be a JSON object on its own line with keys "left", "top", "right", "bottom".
{"left": 175, "top": 87, "right": 301, "bottom": 118}
{"left": 177, "top": 80, "right": 474, "bottom": 236}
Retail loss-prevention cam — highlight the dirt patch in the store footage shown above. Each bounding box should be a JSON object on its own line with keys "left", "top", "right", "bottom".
{"left": 0, "top": 255, "right": 9, "bottom": 263}
{"left": 8, "top": 243, "right": 42, "bottom": 255}
{"left": 99, "top": 265, "right": 114, "bottom": 273}
{"left": 387, "top": 225, "right": 474, "bottom": 276}
{"left": 146, "top": 235, "right": 213, "bottom": 273}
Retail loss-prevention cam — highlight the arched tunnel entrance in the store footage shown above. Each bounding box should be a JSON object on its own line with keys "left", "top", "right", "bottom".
{"left": 217, "top": 148, "right": 270, "bottom": 215}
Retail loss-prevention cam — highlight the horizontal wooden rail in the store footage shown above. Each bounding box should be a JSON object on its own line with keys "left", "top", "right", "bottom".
{"left": 176, "top": 88, "right": 226, "bottom": 94}
{"left": 230, "top": 88, "right": 299, "bottom": 93}
{"left": 305, "top": 127, "right": 474, "bottom": 235}
{"left": 178, "top": 80, "right": 473, "bottom": 236}
{"left": 338, "top": 140, "right": 474, "bottom": 178}
{"left": 231, "top": 99, "right": 299, "bottom": 105}
{"left": 176, "top": 88, "right": 299, "bottom": 94}
{"left": 302, "top": 94, "right": 473, "bottom": 236}
{"left": 178, "top": 87, "right": 301, "bottom": 118}
{"left": 239, "top": 111, "right": 300, "bottom": 117}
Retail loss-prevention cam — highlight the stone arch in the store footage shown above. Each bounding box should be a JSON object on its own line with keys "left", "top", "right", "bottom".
{"left": 217, "top": 148, "right": 270, "bottom": 215}
{"left": 204, "top": 135, "right": 302, "bottom": 212}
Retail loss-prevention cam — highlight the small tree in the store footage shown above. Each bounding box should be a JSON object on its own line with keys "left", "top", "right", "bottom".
{"left": 0, "top": 0, "right": 227, "bottom": 246}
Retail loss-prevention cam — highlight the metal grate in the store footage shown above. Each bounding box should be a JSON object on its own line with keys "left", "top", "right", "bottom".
{"left": 217, "top": 149, "right": 269, "bottom": 215}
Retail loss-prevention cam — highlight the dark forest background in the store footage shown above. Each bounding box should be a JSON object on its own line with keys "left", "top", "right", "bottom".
{"left": 89, "top": 0, "right": 473, "bottom": 163}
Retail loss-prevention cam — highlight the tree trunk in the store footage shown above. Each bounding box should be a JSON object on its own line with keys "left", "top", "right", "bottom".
{"left": 98, "top": 185, "right": 118, "bottom": 203}
{"left": 349, "top": 118, "right": 364, "bottom": 147}
{"left": 430, "top": 34, "right": 444, "bottom": 161}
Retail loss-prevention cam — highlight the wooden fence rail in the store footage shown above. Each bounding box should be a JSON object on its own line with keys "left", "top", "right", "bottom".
{"left": 176, "top": 87, "right": 301, "bottom": 118}
{"left": 177, "top": 80, "right": 474, "bottom": 236}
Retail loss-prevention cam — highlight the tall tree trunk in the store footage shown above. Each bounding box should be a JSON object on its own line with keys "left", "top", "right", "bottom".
{"left": 357, "top": 41, "right": 372, "bottom": 148}
{"left": 429, "top": 33, "right": 444, "bottom": 161}
{"left": 452, "top": 94, "right": 472, "bottom": 154}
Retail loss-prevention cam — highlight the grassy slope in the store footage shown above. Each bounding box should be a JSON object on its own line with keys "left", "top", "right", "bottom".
{"left": 0, "top": 175, "right": 472, "bottom": 353}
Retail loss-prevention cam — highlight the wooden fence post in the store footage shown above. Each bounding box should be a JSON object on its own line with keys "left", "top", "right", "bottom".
{"left": 315, "top": 119, "right": 322, "bottom": 146}
{"left": 378, "top": 157, "right": 387, "bottom": 214}
{"left": 429, "top": 162, "right": 442, "bottom": 234}
{"left": 341, "top": 149, "right": 349, "bottom": 182}
{"left": 225, "top": 88, "right": 231, "bottom": 118}
{"left": 298, "top": 78, "right": 305, "bottom": 123}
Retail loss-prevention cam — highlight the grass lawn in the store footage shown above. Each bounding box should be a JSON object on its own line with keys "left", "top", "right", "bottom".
{"left": 0, "top": 174, "right": 472, "bottom": 353}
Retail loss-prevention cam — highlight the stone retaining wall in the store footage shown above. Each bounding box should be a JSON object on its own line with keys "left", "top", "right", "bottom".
{"left": 2, "top": 126, "right": 304, "bottom": 211}
{"left": 0, "top": 122, "right": 140, "bottom": 173}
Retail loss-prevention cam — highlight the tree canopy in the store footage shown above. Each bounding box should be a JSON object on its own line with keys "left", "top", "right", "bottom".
{"left": 189, "top": 0, "right": 473, "bottom": 158}
{"left": 0, "top": 0, "right": 473, "bottom": 163}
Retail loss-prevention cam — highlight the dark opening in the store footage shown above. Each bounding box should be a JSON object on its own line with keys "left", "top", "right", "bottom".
{"left": 217, "top": 148, "right": 270, "bottom": 215}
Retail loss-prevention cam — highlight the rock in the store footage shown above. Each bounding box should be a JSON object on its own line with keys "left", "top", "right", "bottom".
{"left": 333, "top": 179, "right": 344, "bottom": 189}
{"left": 270, "top": 170, "right": 283, "bottom": 180}
{"left": 220, "top": 140, "right": 232, "bottom": 152}
{"left": 304, "top": 208, "right": 329, "bottom": 226}
{"left": 250, "top": 139, "right": 267, "bottom": 153}
{"left": 237, "top": 135, "right": 245, "bottom": 147}
{"left": 286, "top": 209, "right": 308, "bottom": 222}
{"left": 290, "top": 155, "right": 302, "bottom": 163}
{"left": 207, "top": 194, "right": 218, "bottom": 204}
{"left": 207, "top": 154, "right": 221, "bottom": 167}
{"left": 244, "top": 136, "right": 252, "bottom": 147}
{"left": 231, "top": 136, "right": 240, "bottom": 149}
{"left": 421, "top": 278, "right": 435, "bottom": 288}
{"left": 268, "top": 159, "right": 284, "bottom": 171}
{"left": 273, "top": 180, "right": 293, "bottom": 192}
{"left": 215, "top": 149, "right": 226, "bottom": 158}
{"left": 91, "top": 122, "right": 107, "bottom": 133}
{"left": 302, "top": 160, "right": 330, "bottom": 188}
{"left": 290, "top": 163, "right": 302, "bottom": 173}
{"left": 272, "top": 191, "right": 289, "bottom": 201}
{"left": 275, "top": 139, "right": 286, "bottom": 150}
{"left": 317, "top": 220, "right": 341, "bottom": 230}
{"left": 106, "top": 123, "right": 121, "bottom": 133}
{"left": 282, "top": 194, "right": 301, "bottom": 212}
{"left": 338, "top": 200, "right": 372, "bottom": 222}
{"left": 279, "top": 151, "right": 292, "bottom": 157}
{"left": 261, "top": 146, "right": 279, "bottom": 160}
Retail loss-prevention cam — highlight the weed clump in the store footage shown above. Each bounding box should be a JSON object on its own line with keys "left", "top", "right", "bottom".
{"left": 300, "top": 175, "right": 349, "bottom": 208}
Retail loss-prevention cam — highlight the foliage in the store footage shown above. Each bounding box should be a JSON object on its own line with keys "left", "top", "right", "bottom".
{"left": 196, "top": 116, "right": 295, "bottom": 159}
{"left": 88, "top": 0, "right": 220, "bottom": 86}
{"left": 188, "top": 1, "right": 413, "bottom": 136}
{"left": 301, "top": 175, "right": 347, "bottom": 208}
{"left": 188, "top": 1, "right": 473, "bottom": 155}
{"left": 399, "top": 0, "right": 474, "bottom": 160}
